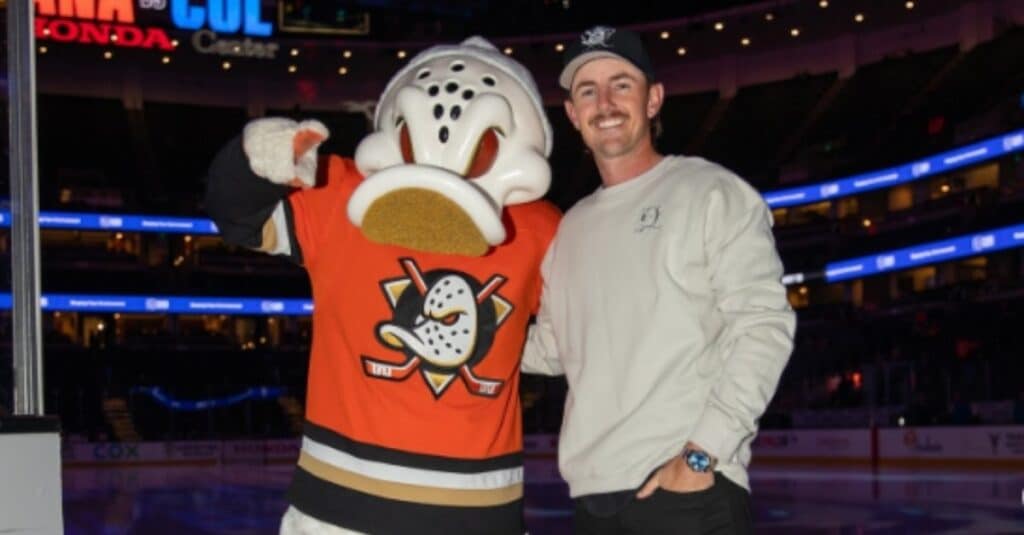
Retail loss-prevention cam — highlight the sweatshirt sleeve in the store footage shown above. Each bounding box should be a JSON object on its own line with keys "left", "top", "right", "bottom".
{"left": 521, "top": 242, "right": 565, "bottom": 376}
{"left": 687, "top": 173, "right": 796, "bottom": 463}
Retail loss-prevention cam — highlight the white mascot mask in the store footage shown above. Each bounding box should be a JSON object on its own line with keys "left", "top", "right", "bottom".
{"left": 349, "top": 36, "right": 552, "bottom": 257}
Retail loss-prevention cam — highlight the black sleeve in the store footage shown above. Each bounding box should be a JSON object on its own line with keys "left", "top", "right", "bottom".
{"left": 203, "top": 134, "right": 301, "bottom": 263}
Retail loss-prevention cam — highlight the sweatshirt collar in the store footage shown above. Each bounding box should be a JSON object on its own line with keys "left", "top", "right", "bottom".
{"left": 592, "top": 155, "right": 675, "bottom": 202}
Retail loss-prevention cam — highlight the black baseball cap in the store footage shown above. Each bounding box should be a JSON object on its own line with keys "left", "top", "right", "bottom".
{"left": 559, "top": 26, "right": 655, "bottom": 90}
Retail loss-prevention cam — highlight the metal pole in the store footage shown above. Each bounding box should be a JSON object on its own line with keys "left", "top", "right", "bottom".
{"left": 8, "top": 0, "right": 45, "bottom": 415}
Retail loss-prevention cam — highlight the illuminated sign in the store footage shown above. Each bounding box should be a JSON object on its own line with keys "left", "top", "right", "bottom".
{"left": 35, "top": 0, "right": 136, "bottom": 21}
{"left": 34, "top": 0, "right": 174, "bottom": 49}
{"left": 192, "top": 28, "right": 279, "bottom": 58}
{"left": 35, "top": 17, "right": 174, "bottom": 49}
{"left": 170, "top": 0, "right": 272, "bottom": 37}
{"left": 169, "top": 1, "right": 281, "bottom": 58}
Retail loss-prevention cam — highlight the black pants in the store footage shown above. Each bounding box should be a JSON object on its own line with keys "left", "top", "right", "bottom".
{"left": 573, "top": 473, "right": 752, "bottom": 535}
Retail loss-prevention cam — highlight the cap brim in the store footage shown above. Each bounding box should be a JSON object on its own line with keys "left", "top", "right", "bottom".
{"left": 558, "top": 50, "right": 624, "bottom": 90}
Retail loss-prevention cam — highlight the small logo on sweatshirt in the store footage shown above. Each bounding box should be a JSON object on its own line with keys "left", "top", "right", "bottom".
{"left": 636, "top": 206, "right": 661, "bottom": 233}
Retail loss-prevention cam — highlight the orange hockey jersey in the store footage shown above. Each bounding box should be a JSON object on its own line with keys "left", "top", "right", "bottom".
{"left": 284, "top": 155, "right": 560, "bottom": 534}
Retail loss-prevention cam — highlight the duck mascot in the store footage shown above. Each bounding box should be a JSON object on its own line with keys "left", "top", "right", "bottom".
{"left": 204, "top": 36, "right": 560, "bottom": 535}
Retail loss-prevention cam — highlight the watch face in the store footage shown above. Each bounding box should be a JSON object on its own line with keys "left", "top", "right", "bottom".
{"left": 686, "top": 450, "right": 711, "bottom": 472}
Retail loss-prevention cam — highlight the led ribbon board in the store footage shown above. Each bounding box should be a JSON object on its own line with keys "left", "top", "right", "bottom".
{"left": 6, "top": 129, "right": 1020, "bottom": 233}
{"left": 0, "top": 212, "right": 219, "bottom": 234}
{"left": 763, "top": 129, "right": 1024, "bottom": 208}
{"left": 825, "top": 223, "right": 1024, "bottom": 283}
{"left": 0, "top": 294, "right": 314, "bottom": 315}
{"left": 0, "top": 222, "right": 1021, "bottom": 311}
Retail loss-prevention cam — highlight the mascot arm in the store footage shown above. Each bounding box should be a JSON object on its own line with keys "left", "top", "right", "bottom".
{"left": 204, "top": 118, "right": 328, "bottom": 261}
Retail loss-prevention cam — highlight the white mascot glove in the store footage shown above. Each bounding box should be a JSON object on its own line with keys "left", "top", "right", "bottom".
{"left": 242, "top": 117, "right": 330, "bottom": 188}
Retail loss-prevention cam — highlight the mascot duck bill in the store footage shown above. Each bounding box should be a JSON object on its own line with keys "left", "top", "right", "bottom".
{"left": 351, "top": 36, "right": 553, "bottom": 256}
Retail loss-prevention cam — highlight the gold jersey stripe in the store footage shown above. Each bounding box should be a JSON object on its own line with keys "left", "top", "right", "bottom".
{"left": 298, "top": 452, "right": 524, "bottom": 507}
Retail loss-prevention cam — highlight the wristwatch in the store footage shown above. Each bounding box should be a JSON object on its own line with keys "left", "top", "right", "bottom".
{"left": 682, "top": 447, "right": 717, "bottom": 473}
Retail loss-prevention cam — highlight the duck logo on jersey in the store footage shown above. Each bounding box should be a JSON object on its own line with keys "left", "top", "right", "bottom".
{"left": 361, "top": 258, "right": 513, "bottom": 399}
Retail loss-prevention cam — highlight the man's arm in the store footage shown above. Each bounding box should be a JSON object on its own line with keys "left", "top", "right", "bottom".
{"left": 204, "top": 118, "right": 327, "bottom": 262}
{"left": 521, "top": 310, "right": 564, "bottom": 376}
{"left": 639, "top": 173, "right": 795, "bottom": 499}
{"left": 521, "top": 245, "right": 565, "bottom": 376}
{"left": 686, "top": 175, "right": 796, "bottom": 464}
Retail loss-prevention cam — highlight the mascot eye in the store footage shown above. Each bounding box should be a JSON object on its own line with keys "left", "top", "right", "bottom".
{"left": 439, "top": 312, "right": 462, "bottom": 326}
{"left": 465, "top": 128, "right": 500, "bottom": 178}
{"left": 399, "top": 121, "right": 415, "bottom": 164}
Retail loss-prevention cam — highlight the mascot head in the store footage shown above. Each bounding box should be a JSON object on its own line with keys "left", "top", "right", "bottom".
{"left": 350, "top": 36, "right": 552, "bottom": 257}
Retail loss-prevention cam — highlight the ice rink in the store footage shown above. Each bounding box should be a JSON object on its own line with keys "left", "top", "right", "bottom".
{"left": 62, "top": 460, "right": 1024, "bottom": 534}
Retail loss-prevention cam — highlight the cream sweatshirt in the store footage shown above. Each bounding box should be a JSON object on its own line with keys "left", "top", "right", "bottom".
{"left": 523, "top": 155, "right": 796, "bottom": 497}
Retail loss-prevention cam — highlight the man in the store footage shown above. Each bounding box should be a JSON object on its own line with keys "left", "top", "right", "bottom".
{"left": 522, "top": 26, "right": 796, "bottom": 534}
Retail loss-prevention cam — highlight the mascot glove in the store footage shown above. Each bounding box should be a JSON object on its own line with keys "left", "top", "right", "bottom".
{"left": 242, "top": 117, "right": 329, "bottom": 188}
